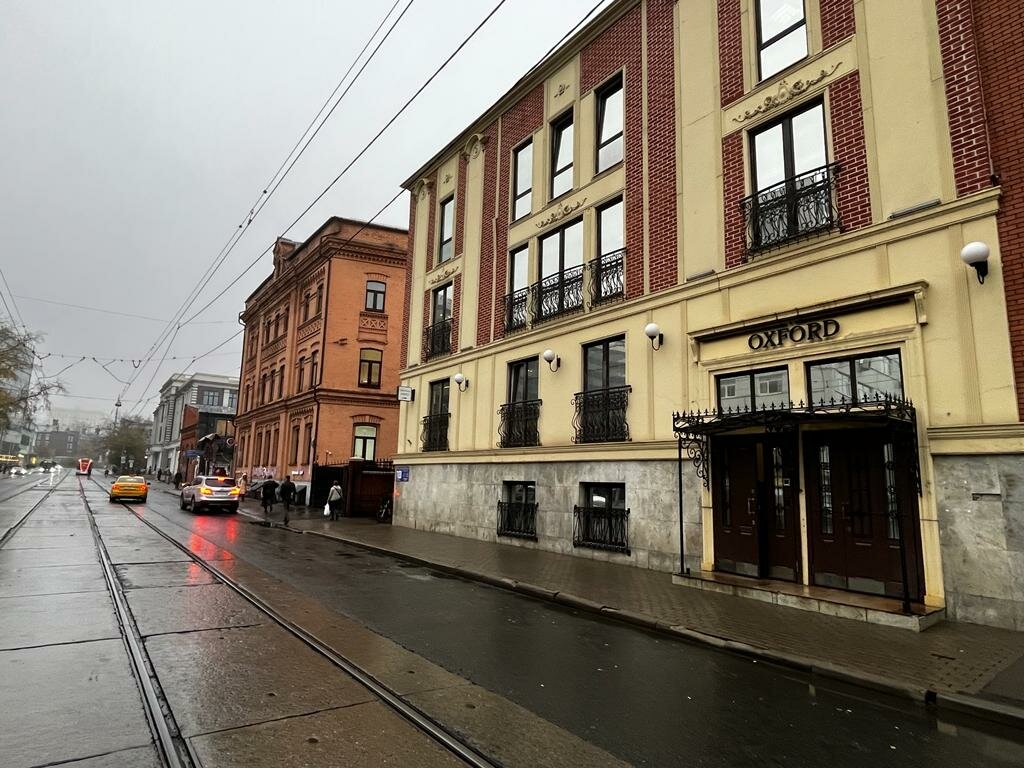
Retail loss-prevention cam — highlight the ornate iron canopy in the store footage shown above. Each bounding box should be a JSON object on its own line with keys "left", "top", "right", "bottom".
{"left": 672, "top": 394, "right": 919, "bottom": 489}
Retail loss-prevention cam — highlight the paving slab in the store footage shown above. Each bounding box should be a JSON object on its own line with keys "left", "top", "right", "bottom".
{"left": 115, "top": 560, "right": 218, "bottom": 589}
{"left": 104, "top": 542, "right": 192, "bottom": 564}
{"left": 0, "top": 639, "right": 153, "bottom": 768}
{"left": 0, "top": 546, "right": 99, "bottom": 568}
{"left": 125, "top": 583, "right": 265, "bottom": 636}
{"left": 59, "top": 746, "right": 163, "bottom": 767}
{"left": 0, "top": 562, "right": 106, "bottom": 598}
{"left": 145, "top": 624, "right": 376, "bottom": 736}
{"left": 0, "top": 590, "right": 120, "bottom": 650}
{"left": 188, "top": 701, "right": 462, "bottom": 768}
{"left": 3, "top": 530, "right": 95, "bottom": 549}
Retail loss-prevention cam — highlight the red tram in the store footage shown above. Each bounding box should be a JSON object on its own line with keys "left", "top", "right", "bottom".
{"left": 75, "top": 458, "right": 93, "bottom": 476}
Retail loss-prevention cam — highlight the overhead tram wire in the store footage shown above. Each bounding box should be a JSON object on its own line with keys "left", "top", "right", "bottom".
{"left": 0, "top": 267, "right": 26, "bottom": 330}
{"left": 182, "top": 0, "right": 517, "bottom": 327}
{"left": 115, "top": 1, "right": 415, "bottom": 404}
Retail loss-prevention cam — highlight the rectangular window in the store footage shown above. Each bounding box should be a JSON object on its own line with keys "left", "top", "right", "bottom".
{"left": 365, "top": 281, "right": 386, "bottom": 312}
{"left": 756, "top": 0, "right": 807, "bottom": 80}
{"left": 303, "top": 292, "right": 311, "bottom": 322}
{"left": 597, "top": 198, "right": 624, "bottom": 256}
{"left": 309, "top": 351, "right": 319, "bottom": 388}
{"left": 429, "top": 379, "right": 450, "bottom": 416}
{"left": 290, "top": 425, "right": 300, "bottom": 465}
{"left": 550, "top": 111, "right": 574, "bottom": 199}
{"left": 270, "top": 428, "right": 279, "bottom": 465}
{"left": 510, "top": 245, "right": 529, "bottom": 292}
{"left": 582, "top": 482, "right": 626, "bottom": 511}
{"left": 507, "top": 358, "right": 538, "bottom": 403}
{"left": 512, "top": 140, "right": 533, "bottom": 220}
{"left": 303, "top": 423, "right": 313, "bottom": 464}
{"left": 807, "top": 351, "right": 903, "bottom": 405}
{"left": 315, "top": 285, "right": 324, "bottom": 315}
{"left": 438, "top": 196, "right": 455, "bottom": 263}
{"left": 537, "top": 219, "right": 584, "bottom": 322}
{"left": 199, "top": 388, "right": 221, "bottom": 407}
{"left": 432, "top": 283, "right": 453, "bottom": 323}
{"left": 717, "top": 368, "right": 790, "bottom": 411}
{"left": 504, "top": 480, "right": 535, "bottom": 505}
{"left": 353, "top": 425, "right": 377, "bottom": 461}
{"left": 358, "top": 349, "right": 383, "bottom": 388}
{"left": 297, "top": 357, "right": 305, "bottom": 392}
{"left": 592, "top": 198, "right": 625, "bottom": 305}
{"left": 596, "top": 75, "right": 624, "bottom": 172}
{"left": 584, "top": 336, "right": 626, "bottom": 392}
{"left": 277, "top": 366, "right": 285, "bottom": 399}
{"left": 818, "top": 445, "right": 833, "bottom": 535}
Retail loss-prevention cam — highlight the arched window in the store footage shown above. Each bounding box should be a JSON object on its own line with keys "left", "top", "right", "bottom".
{"left": 297, "top": 357, "right": 305, "bottom": 392}
{"left": 353, "top": 425, "right": 377, "bottom": 461}
{"left": 358, "top": 349, "right": 382, "bottom": 388}
{"left": 302, "top": 292, "right": 311, "bottom": 322}
{"left": 365, "top": 281, "right": 386, "bottom": 312}
{"left": 315, "top": 284, "right": 324, "bottom": 315}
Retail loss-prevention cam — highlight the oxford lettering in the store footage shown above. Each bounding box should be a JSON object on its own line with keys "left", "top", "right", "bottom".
{"left": 748, "top": 319, "right": 840, "bottom": 350}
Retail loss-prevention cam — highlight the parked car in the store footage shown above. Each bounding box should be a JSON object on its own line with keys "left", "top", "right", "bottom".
{"left": 180, "top": 475, "right": 242, "bottom": 513}
{"left": 109, "top": 475, "right": 150, "bottom": 503}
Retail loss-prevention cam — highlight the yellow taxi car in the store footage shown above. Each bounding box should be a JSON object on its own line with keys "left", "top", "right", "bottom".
{"left": 109, "top": 475, "right": 149, "bottom": 503}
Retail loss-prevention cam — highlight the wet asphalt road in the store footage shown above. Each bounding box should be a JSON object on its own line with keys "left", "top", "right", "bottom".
{"left": 130, "top": 490, "right": 1024, "bottom": 768}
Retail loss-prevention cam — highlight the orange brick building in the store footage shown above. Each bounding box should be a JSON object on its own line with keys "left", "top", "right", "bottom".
{"left": 233, "top": 217, "right": 408, "bottom": 498}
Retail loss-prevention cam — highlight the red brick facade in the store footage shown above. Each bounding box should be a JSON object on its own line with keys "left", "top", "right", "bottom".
{"left": 722, "top": 132, "right": 746, "bottom": 268}
{"left": 718, "top": 1, "right": 744, "bottom": 107}
{"left": 493, "top": 85, "right": 544, "bottom": 341}
{"left": 973, "top": 0, "right": 1024, "bottom": 417}
{"left": 936, "top": 0, "right": 993, "bottom": 199}
{"left": 820, "top": 0, "right": 856, "bottom": 49}
{"left": 581, "top": 6, "right": 645, "bottom": 299}
{"left": 645, "top": 0, "right": 679, "bottom": 293}
{"left": 476, "top": 123, "right": 498, "bottom": 348}
{"left": 829, "top": 72, "right": 872, "bottom": 233}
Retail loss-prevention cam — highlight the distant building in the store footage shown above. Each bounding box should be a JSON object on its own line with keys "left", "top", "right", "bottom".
{"left": 149, "top": 373, "right": 238, "bottom": 476}
{"left": 34, "top": 420, "right": 79, "bottom": 461}
{"left": 178, "top": 405, "right": 235, "bottom": 482}
{"left": 233, "top": 217, "right": 408, "bottom": 499}
{"left": 0, "top": 342, "right": 35, "bottom": 459}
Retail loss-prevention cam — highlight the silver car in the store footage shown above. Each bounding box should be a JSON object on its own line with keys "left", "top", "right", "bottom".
{"left": 179, "top": 475, "right": 241, "bottom": 513}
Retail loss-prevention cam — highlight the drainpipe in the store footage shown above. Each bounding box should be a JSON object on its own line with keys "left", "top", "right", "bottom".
{"left": 677, "top": 436, "right": 690, "bottom": 575}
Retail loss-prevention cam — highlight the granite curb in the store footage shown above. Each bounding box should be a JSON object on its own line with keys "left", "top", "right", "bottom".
{"left": 295, "top": 526, "right": 1024, "bottom": 730}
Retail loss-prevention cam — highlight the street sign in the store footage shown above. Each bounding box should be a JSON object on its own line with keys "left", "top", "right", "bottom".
{"left": 397, "top": 386, "right": 414, "bottom": 402}
{"left": 184, "top": 449, "right": 203, "bottom": 458}
{"left": 395, "top": 466, "right": 410, "bottom": 482}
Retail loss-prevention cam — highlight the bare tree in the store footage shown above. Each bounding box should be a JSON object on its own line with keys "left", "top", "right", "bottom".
{"left": 0, "top": 323, "right": 62, "bottom": 433}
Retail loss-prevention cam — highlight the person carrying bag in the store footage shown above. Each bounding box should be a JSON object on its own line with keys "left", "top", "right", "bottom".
{"left": 326, "top": 480, "right": 343, "bottom": 521}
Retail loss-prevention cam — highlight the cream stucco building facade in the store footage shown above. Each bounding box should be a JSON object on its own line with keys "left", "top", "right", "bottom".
{"left": 394, "top": 0, "right": 1024, "bottom": 629}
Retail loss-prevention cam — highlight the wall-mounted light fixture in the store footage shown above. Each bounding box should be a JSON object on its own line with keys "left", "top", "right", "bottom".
{"left": 542, "top": 349, "right": 560, "bottom": 372}
{"left": 961, "top": 241, "right": 990, "bottom": 284}
{"left": 644, "top": 322, "right": 664, "bottom": 351}
{"left": 453, "top": 373, "right": 469, "bottom": 392}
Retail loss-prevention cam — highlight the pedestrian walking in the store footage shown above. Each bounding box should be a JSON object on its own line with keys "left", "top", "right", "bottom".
{"left": 327, "top": 479, "right": 343, "bottom": 521}
{"left": 279, "top": 476, "right": 296, "bottom": 525}
{"left": 172, "top": 470, "right": 182, "bottom": 490}
{"left": 238, "top": 472, "right": 248, "bottom": 498}
{"left": 260, "top": 478, "right": 279, "bottom": 521}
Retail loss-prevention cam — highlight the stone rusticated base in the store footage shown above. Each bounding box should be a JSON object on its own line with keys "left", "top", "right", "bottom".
{"left": 394, "top": 459, "right": 704, "bottom": 574}
{"left": 934, "top": 454, "right": 1024, "bottom": 631}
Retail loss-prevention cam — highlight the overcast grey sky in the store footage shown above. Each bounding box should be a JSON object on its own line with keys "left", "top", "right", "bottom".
{"left": 0, "top": 0, "right": 607, "bottom": 424}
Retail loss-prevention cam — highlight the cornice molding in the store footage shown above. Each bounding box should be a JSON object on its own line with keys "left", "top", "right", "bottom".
{"left": 535, "top": 197, "right": 587, "bottom": 229}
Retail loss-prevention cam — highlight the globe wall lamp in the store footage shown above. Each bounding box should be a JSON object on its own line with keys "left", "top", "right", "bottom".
{"left": 453, "top": 373, "right": 469, "bottom": 392}
{"left": 645, "top": 322, "right": 664, "bottom": 350}
{"left": 961, "top": 241, "right": 990, "bottom": 284}
{"left": 542, "top": 349, "right": 560, "bottom": 372}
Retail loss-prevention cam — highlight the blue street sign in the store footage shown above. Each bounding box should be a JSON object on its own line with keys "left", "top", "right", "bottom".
{"left": 395, "top": 466, "right": 410, "bottom": 482}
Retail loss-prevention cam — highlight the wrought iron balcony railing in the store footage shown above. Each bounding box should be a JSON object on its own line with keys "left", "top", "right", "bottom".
{"left": 421, "top": 412, "right": 450, "bottom": 452}
{"left": 497, "top": 399, "right": 542, "bottom": 448}
{"left": 503, "top": 287, "right": 530, "bottom": 334}
{"left": 497, "top": 501, "right": 538, "bottom": 540}
{"left": 422, "top": 319, "right": 452, "bottom": 361}
{"left": 573, "top": 505, "right": 630, "bottom": 553}
{"left": 741, "top": 162, "right": 841, "bottom": 254}
{"left": 531, "top": 265, "right": 584, "bottom": 326}
{"left": 572, "top": 385, "right": 631, "bottom": 443}
{"left": 587, "top": 249, "right": 625, "bottom": 306}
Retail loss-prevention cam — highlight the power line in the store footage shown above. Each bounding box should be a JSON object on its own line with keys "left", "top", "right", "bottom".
{"left": 183, "top": 0, "right": 514, "bottom": 326}
{"left": 13, "top": 295, "right": 236, "bottom": 325}
{"left": 116, "top": 1, "right": 416, "bottom": 406}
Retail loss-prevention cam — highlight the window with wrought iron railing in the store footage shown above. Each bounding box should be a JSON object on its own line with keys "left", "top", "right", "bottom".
{"left": 574, "top": 482, "right": 629, "bottom": 553}
{"left": 421, "top": 412, "right": 450, "bottom": 452}
{"left": 498, "top": 481, "right": 537, "bottom": 540}
{"left": 422, "top": 319, "right": 452, "bottom": 361}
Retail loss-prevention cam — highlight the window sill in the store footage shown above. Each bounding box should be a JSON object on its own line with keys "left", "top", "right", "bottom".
{"left": 592, "top": 159, "right": 623, "bottom": 182}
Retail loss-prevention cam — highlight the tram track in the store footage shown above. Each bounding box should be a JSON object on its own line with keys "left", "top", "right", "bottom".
{"left": 86, "top": 477, "right": 501, "bottom": 768}
{"left": 77, "top": 478, "right": 191, "bottom": 768}
{"left": 0, "top": 471, "right": 69, "bottom": 547}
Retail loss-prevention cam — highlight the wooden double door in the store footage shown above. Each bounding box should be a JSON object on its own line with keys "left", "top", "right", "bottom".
{"left": 712, "top": 434, "right": 800, "bottom": 582}
{"left": 803, "top": 429, "right": 923, "bottom": 600}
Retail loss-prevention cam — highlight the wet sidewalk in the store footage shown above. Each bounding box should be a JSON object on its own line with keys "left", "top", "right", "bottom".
{"left": 266, "top": 504, "right": 1024, "bottom": 723}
